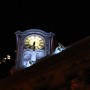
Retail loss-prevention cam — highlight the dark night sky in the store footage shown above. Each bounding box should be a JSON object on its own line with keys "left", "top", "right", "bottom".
{"left": 0, "top": 1, "right": 89, "bottom": 57}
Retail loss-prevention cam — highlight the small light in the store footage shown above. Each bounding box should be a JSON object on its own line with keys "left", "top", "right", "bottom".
{"left": 4, "top": 58, "right": 6, "bottom": 60}
{"left": 2, "top": 58, "right": 6, "bottom": 62}
{"left": 0, "top": 62, "right": 1, "bottom": 64}
{"left": 7, "top": 55, "right": 11, "bottom": 59}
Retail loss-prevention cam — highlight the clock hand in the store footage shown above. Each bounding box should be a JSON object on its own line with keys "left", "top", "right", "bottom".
{"left": 32, "top": 42, "right": 35, "bottom": 51}
{"left": 33, "top": 42, "right": 35, "bottom": 46}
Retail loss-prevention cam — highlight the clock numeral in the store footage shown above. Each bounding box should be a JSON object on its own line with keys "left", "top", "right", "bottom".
{"left": 24, "top": 43, "right": 29, "bottom": 45}
{"left": 39, "top": 44, "right": 44, "bottom": 47}
{"left": 25, "top": 40, "right": 30, "bottom": 43}
{"left": 40, "top": 42, "right": 44, "bottom": 45}
{"left": 37, "top": 46, "right": 41, "bottom": 49}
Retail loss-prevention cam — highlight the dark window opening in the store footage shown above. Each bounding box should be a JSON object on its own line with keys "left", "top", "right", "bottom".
{"left": 85, "top": 68, "right": 90, "bottom": 85}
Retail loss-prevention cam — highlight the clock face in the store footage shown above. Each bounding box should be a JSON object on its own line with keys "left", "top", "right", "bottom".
{"left": 24, "top": 34, "right": 45, "bottom": 50}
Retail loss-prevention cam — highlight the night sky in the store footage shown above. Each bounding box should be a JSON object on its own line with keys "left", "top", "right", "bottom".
{"left": 0, "top": 1, "right": 89, "bottom": 58}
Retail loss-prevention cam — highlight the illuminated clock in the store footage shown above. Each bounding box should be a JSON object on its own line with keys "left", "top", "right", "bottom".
{"left": 24, "top": 34, "right": 45, "bottom": 50}
{"left": 15, "top": 29, "right": 54, "bottom": 70}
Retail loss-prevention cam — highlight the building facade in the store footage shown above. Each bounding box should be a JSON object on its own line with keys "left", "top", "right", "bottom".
{"left": 15, "top": 29, "right": 55, "bottom": 70}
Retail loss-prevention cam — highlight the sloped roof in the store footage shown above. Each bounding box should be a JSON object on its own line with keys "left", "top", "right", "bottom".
{"left": 0, "top": 36, "right": 90, "bottom": 86}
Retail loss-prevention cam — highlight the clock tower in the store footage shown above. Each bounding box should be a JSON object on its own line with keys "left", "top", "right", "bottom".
{"left": 15, "top": 29, "right": 54, "bottom": 70}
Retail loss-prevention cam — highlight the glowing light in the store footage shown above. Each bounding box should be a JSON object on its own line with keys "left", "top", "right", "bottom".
{"left": 2, "top": 58, "right": 6, "bottom": 62}
{"left": 4, "top": 58, "right": 6, "bottom": 60}
{"left": 53, "top": 43, "right": 65, "bottom": 54}
{"left": 7, "top": 55, "right": 11, "bottom": 59}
